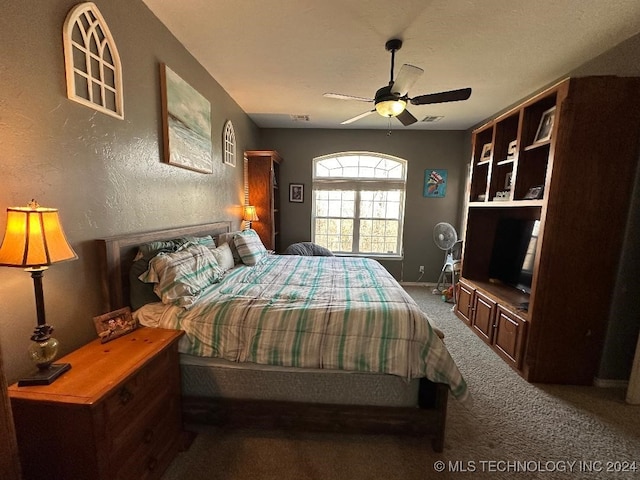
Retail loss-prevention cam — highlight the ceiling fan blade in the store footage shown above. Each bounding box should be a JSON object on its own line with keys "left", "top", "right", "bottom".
{"left": 396, "top": 109, "right": 418, "bottom": 126}
{"left": 410, "top": 87, "right": 472, "bottom": 105}
{"left": 391, "top": 64, "right": 424, "bottom": 96}
{"left": 324, "top": 92, "right": 373, "bottom": 103}
{"left": 341, "top": 109, "right": 376, "bottom": 125}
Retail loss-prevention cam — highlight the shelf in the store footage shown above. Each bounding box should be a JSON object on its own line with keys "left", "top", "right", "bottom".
{"left": 468, "top": 200, "right": 543, "bottom": 208}
{"left": 524, "top": 140, "right": 551, "bottom": 152}
{"left": 496, "top": 158, "right": 515, "bottom": 166}
{"left": 476, "top": 160, "right": 491, "bottom": 167}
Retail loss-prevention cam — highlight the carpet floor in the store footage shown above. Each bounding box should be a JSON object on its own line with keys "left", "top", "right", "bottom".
{"left": 161, "top": 285, "right": 640, "bottom": 479}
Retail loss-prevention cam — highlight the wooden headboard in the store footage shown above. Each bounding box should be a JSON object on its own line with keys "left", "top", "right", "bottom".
{"left": 97, "top": 221, "right": 232, "bottom": 311}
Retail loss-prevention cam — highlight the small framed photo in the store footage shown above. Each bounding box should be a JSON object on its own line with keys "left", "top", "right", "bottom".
{"left": 505, "top": 172, "right": 513, "bottom": 190}
{"left": 506, "top": 140, "right": 517, "bottom": 159}
{"left": 480, "top": 143, "right": 492, "bottom": 161}
{"left": 523, "top": 185, "right": 544, "bottom": 200}
{"left": 289, "top": 183, "right": 304, "bottom": 203}
{"left": 93, "top": 307, "right": 137, "bottom": 344}
{"left": 534, "top": 107, "right": 556, "bottom": 144}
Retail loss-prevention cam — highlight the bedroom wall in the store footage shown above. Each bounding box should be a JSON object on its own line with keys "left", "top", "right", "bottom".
{"left": 0, "top": 0, "right": 260, "bottom": 383}
{"left": 259, "top": 128, "right": 467, "bottom": 283}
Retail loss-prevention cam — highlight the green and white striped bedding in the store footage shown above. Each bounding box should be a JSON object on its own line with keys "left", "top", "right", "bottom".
{"left": 135, "top": 254, "right": 468, "bottom": 401}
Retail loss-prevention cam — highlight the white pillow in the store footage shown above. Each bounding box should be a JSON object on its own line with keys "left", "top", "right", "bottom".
{"left": 233, "top": 229, "right": 267, "bottom": 266}
{"left": 210, "top": 242, "right": 235, "bottom": 271}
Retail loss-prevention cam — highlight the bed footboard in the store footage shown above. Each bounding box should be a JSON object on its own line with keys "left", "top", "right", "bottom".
{"left": 181, "top": 379, "right": 448, "bottom": 452}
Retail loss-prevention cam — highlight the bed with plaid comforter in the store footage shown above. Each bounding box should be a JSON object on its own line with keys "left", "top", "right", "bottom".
{"left": 135, "top": 254, "right": 468, "bottom": 401}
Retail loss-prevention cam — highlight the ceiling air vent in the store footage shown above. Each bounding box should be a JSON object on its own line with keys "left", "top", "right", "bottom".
{"left": 290, "top": 114, "right": 310, "bottom": 122}
{"left": 421, "top": 115, "right": 444, "bottom": 123}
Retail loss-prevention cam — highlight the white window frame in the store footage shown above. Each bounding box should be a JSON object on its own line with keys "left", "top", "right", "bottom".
{"left": 63, "top": 2, "right": 124, "bottom": 119}
{"left": 223, "top": 120, "right": 236, "bottom": 166}
{"left": 312, "top": 152, "right": 407, "bottom": 259}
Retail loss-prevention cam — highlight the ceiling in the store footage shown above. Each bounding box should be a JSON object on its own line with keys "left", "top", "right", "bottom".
{"left": 142, "top": 0, "right": 640, "bottom": 131}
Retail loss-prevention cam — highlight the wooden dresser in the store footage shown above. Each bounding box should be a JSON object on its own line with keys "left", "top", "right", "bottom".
{"left": 8, "top": 327, "right": 184, "bottom": 480}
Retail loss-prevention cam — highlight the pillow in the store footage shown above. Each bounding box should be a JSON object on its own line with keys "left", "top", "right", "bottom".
{"left": 139, "top": 243, "right": 224, "bottom": 308}
{"left": 129, "top": 257, "right": 162, "bottom": 310}
{"left": 135, "top": 235, "right": 215, "bottom": 261}
{"left": 210, "top": 242, "right": 235, "bottom": 271}
{"left": 217, "top": 231, "right": 242, "bottom": 263}
{"left": 233, "top": 229, "right": 267, "bottom": 266}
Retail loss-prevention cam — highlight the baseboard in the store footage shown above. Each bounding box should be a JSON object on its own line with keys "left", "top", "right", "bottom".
{"left": 400, "top": 282, "right": 438, "bottom": 288}
{"left": 593, "top": 377, "right": 629, "bottom": 389}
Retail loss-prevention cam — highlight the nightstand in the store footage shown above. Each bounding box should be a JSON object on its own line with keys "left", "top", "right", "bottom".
{"left": 8, "top": 327, "right": 184, "bottom": 480}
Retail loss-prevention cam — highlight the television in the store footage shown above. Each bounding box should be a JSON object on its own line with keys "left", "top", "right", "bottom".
{"left": 488, "top": 218, "right": 540, "bottom": 294}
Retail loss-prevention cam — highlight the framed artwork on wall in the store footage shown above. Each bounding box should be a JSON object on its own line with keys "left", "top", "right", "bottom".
{"left": 424, "top": 169, "right": 448, "bottom": 198}
{"left": 160, "top": 63, "right": 213, "bottom": 173}
{"left": 289, "top": 183, "right": 304, "bottom": 203}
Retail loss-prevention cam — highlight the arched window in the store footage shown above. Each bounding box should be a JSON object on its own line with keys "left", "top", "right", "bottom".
{"left": 223, "top": 120, "right": 236, "bottom": 166}
{"left": 312, "top": 152, "right": 407, "bottom": 257}
{"left": 63, "top": 2, "right": 123, "bottom": 119}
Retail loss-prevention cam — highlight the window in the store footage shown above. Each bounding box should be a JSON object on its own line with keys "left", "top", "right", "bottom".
{"left": 312, "top": 153, "right": 406, "bottom": 257}
{"left": 223, "top": 120, "right": 236, "bottom": 166}
{"left": 63, "top": 2, "right": 123, "bottom": 119}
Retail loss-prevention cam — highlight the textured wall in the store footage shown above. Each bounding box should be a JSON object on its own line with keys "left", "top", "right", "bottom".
{"left": 259, "top": 128, "right": 467, "bottom": 283}
{"left": 0, "top": 0, "right": 259, "bottom": 382}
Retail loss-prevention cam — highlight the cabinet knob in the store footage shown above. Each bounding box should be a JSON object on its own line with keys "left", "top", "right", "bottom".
{"left": 119, "top": 387, "right": 133, "bottom": 405}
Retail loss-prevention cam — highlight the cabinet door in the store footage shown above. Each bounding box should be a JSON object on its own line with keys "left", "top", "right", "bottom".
{"left": 493, "top": 307, "right": 527, "bottom": 369}
{"left": 455, "top": 282, "right": 474, "bottom": 325}
{"left": 471, "top": 291, "right": 496, "bottom": 344}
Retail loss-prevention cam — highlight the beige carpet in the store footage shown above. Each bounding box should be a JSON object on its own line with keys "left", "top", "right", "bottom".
{"left": 161, "top": 286, "right": 640, "bottom": 479}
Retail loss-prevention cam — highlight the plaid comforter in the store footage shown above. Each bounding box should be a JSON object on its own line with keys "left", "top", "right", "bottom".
{"left": 135, "top": 255, "right": 468, "bottom": 400}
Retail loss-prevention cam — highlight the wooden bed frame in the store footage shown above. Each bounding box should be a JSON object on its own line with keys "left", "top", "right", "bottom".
{"left": 97, "top": 222, "right": 449, "bottom": 452}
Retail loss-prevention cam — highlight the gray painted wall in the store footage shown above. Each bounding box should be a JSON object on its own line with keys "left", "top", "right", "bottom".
{"left": 0, "top": 0, "right": 259, "bottom": 383}
{"left": 259, "top": 128, "right": 467, "bottom": 282}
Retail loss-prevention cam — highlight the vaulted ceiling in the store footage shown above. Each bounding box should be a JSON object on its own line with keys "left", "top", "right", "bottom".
{"left": 142, "top": 0, "right": 640, "bottom": 130}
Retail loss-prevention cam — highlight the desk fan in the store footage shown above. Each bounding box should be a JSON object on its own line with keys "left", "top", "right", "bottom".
{"left": 433, "top": 222, "right": 462, "bottom": 298}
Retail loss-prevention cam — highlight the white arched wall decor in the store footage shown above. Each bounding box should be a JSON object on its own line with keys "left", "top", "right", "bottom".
{"left": 63, "top": 2, "right": 124, "bottom": 119}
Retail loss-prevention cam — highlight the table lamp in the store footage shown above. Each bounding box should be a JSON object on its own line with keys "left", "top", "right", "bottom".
{"left": 0, "top": 200, "right": 77, "bottom": 386}
{"left": 243, "top": 205, "right": 259, "bottom": 230}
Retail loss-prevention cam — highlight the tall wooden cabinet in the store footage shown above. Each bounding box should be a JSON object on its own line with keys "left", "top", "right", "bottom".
{"left": 246, "top": 150, "right": 282, "bottom": 252}
{"left": 455, "top": 76, "right": 640, "bottom": 385}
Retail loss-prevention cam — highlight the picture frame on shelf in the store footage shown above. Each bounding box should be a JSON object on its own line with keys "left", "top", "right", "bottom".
{"left": 505, "top": 172, "right": 513, "bottom": 191}
{"left": 289, "top": 183, "right": 304, "bottom": 203}
{"left": 93, "top": 307, "right": 137, "bottom": 344}
{"left": 533, "top": 107, "right": 556, "bottom": 144}
{"left": 523, "top": 185, "right": 544, "bottom": 200}
{"left": 506, "top": 140, "right": 517, "bottom": 159}
{"left": 480, "top": 143, "right": 492, "bottom": 161}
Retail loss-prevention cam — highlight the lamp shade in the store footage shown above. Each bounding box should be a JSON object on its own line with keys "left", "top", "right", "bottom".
{"left": 0, "top": 202, "right": 77, "bottom": 268}
{"left": 243, "top": 205, "right": 259, "bottom": 222}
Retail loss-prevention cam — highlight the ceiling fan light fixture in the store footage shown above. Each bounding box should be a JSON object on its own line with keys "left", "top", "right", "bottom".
{"left": 375, "top": 98, "right": 406, "bottom": 117}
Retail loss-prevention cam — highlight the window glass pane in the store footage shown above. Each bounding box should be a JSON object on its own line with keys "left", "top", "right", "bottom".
{"left": 313, "top": 154, "right": 405, "bottom": 255}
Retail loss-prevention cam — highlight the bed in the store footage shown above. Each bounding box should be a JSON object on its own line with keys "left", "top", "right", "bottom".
{"left": 97, "top": 221, "right": 467, "bottom": 452}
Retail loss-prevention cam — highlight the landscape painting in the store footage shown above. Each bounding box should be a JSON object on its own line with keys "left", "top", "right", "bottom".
{"left": 161, "top": 64, "right": 212, "bottom": 173}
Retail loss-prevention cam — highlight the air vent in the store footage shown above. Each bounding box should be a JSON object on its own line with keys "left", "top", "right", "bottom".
{"left": 421, "top": 115, "right": 444, "bottom": 123}
{"left": 290, "top": 114, "right": 310, "bottom": 122}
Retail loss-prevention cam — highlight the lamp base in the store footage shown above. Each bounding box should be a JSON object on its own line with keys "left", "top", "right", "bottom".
{"left": 17, "top": 363, "right": 71, "bottom": 386}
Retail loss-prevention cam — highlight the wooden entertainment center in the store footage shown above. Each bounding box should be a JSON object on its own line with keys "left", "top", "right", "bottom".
{"left": 455, "top": 76, "right": 640, "bottom": 385}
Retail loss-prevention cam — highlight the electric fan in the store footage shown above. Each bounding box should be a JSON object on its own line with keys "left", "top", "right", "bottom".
{"left": 433, "top": 222, "right": 462, "bottom": 297}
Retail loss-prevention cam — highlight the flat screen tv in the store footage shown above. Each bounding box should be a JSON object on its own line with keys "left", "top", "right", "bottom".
{"left": 488, "top": 218, "right": 540, "bottom": 294}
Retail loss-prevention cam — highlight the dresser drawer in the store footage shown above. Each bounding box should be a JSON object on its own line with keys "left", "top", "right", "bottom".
{"left": 108, "top": 372, "right": 179, "bottom": 463}
{"left": 102, "top": 342, "right": 177, "bottom": 437}
{"left": 113, "top": 394, "right": 182, "bottom": 480}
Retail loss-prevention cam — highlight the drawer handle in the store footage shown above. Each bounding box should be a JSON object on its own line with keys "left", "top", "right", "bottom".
{"left": 143, "top": 428, "right": 154, "bottom": 444}
{"left": 119, "top": 387, "right": 133, "bottom": 405}
{"left": 147, "top": 457, "right": 158, "bottom": 472}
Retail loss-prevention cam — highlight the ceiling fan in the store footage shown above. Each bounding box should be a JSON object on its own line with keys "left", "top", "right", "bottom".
{"left": 324, "top": 39, "right": 472, "bottom": 126}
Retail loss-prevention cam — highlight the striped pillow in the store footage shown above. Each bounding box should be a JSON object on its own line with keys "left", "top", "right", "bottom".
{"left": 234, "top": 229, "right": 267, "bottom": 266}
{"left": 139, "top": 243, "right": 223, "bottom": 308}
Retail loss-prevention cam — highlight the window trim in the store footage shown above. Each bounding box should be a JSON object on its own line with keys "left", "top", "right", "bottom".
{"left": 312, "top": 152, "right": 407, "bottom": 259}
